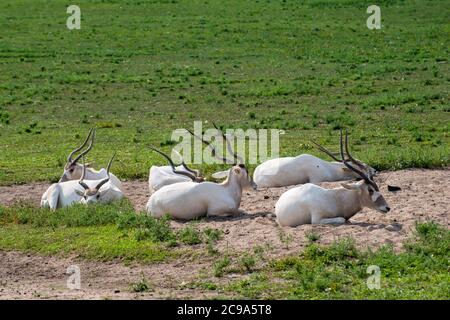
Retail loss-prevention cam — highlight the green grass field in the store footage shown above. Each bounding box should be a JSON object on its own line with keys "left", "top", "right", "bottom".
{"left": 0, "top": 0, "right": 449, "bottom": 185}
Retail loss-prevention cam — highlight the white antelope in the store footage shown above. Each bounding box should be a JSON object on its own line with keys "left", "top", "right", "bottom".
{"left": 41, "top": 155, "right": 123, "bottom": 210}
{"left": 146, "top": 125, "right": 257, "bottom": 220}
{"left": 254, "top": 130, "right": 376, "bottom": 188}
{"left": 58, "top": 128, "right": 123, "bottom": 191}
{"left": 147, "top": 123, "right": 241, "bottom": 192}
{"left": 275, "top": 137, "right": 390, "bottom": 227}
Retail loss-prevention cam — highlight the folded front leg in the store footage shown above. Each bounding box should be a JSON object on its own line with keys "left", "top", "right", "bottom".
{"left": 318, "top": 217, "right": 346, "bottom": 225}
{"left": 207, "top": 206, "right": 240, "bottom": 217}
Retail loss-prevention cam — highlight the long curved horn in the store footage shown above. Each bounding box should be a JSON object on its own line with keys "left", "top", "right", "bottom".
{"left": 94, "top": 153, "right": 115, "bottom": 191}
{"left": 344, "top": 130, "right": 364, "bottom": 167}
{"left": 212, "top": 122, "right": 244, "bottom": 165}
{"left": 339, "top": 131, "right": 379, "bottom": 191}
{"left": 172, "top": 149, "right": 199, "bottom": 176}
{"left": 150, "top": 147, "right": 197, "bottom": 181}
{"left": 71, "top": 128, "right": 96, "bottom": 165}
{"left": 310, "top": 140, "right": 342, "bottom": 162}
{"left": 67, "top": 128, "right": 93, "bottom": 163}
{"left": 342, "top": 160, "right": 379, "bottom": 191}
{"left": 186, "top": 129, "right": 234, "bottom": 165}
{"left": 78, "top": 155, "right": 90, "bottom": 190}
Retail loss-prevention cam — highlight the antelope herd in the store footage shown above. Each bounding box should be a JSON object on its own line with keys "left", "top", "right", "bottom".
{"left": 40, "top": 125, "right": 391, "bottom": 227}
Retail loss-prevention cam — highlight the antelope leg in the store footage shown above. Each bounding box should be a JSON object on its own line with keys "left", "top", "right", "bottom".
{"left": 46, "top": 184, "right": 60, "bottom": 210}
{"left": 316, "top": 217, "right": 346, "bottom": 225}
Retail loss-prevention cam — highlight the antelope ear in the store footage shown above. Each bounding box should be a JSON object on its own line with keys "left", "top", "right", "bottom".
{"left": 75, "top": 189, "right": 85, "bottom": 197}
{"left": 233, "top": 167, "right": 241, "bottom": 175}
{"left": 341, "top": 182, "right": 359, "bottom": 190}
{"left": 341, "top": 180, "right": 364, "bottom": 190}
{"left": 211, "top": 170, "right": 229, "bottom": 179}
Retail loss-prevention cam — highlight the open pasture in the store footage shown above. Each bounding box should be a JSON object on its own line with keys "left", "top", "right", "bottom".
{"left": 0, "top": 0, "right": 448, "bottom": 184}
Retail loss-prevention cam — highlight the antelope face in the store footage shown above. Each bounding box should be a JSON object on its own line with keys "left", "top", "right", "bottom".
{"left": 59, "top": 163, "right": 84, "bottom": 182}
{"left": 75, "top": 152, "right": 116, "bottom": 205}
{"left": 364, "top": 184, "right": 390, "bottom": 213}
{"left": 235, "top": 164, "right": 257, "bottom": 190}
{"left": 342, "top": 180, "right": 390, "bottom": 213}
{"left": 75, "top": 187, "right": 110, "bottom": 205}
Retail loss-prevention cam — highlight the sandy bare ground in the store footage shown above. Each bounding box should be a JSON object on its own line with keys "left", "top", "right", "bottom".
{"left": 0, "top": 250, "right": 219, "bottom": 300}
{"left": 0, "top": 169, "right": 448, "bottom": 299}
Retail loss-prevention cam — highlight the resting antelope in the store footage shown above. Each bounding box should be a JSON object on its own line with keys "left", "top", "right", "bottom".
{"left": 41, "top": 154, "right": 123, "bottom": 209}
{"left": 146, "top": 125, "right": 257, "bottom": 220}
{"left": 275, "top": 135, "right": 390, "bottom": 227}
{"left": 58, "top": 128, "right": 123, "bottom": 190}
{"left": 253, "top": 130, "right": 376, "bottom": 188}
{"left": 147, "top": 123, "right": 241, "bottom": 192}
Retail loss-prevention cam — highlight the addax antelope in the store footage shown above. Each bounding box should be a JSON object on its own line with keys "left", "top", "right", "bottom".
{"left": 148, "top": 123, "right": 242, "bottom": 192}
{"left": 253, "top": 130, "right": 376, "bottom": 188}
{"left": 41, "top": 154, "right": 123, "bottom": 210}
{"left": 275, "top": 134, "right": 390, "bottom": 227}
{"left": 146, "top": 125, "right": 257, "bottom": 220}
{"left": 58, "top": 128, "right": 123, "bottom": 191}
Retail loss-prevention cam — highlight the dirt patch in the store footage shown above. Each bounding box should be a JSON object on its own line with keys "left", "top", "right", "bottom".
{"left": 0, "top": 169, "right": 448, "bottom": 299}
{"left": 0, "top": 250, "right": 223, "bottom": 299}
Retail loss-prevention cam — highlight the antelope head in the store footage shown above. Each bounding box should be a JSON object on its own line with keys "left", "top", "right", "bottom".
{"left": 221, "top": 163, "right": 258, "bottom": 191}
{"left": 59, "top": 128, "right": 96, "bottom": 182}
{"left": 75, "top": 153, "right": 116, "bottom": 205}
{"left": 338, "top": 134, "right": 390, "bottom": 213}
{"left": 190, "top": 122, "right": 257, "bottom": 190}
{"left": 149, "top": 147, "right": 204, "bottom": 182}
{"left": 311, "top": 129, "right": 377, "bottom": 179}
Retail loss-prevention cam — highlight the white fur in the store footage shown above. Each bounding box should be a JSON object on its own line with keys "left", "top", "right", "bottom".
{"left": 60, "top": 165, "right": 123, "bottom": 191}
{"left": 254, "top": 154, "right": 363, "bottom": 188}
{"left": 146, "top": 166, "right": 254, "bottom": 220}
{"left": 148, "top": 165, "right": 197, "bottom": 193}
{"left": 275, "top": 181, "right": 389, "bottom": 227}
{"left": 41, "top": 179, "right": 123, "bottom": 210}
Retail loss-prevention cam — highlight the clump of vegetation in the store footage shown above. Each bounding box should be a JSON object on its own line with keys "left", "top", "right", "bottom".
{"left": 0, "top": 110, "right": 10, "bottom": 124}
{"left": 130, "top": 274, "right": 152, "bottom": 293}
{"left": 239, "top": 253, "right": 257, "bottom": 273}
{"left": 159, "top": 139, "right": 176, "bottom": 147}
{"left": 96, "top": 121, "right": 122, "bottom": 128}
{"left": 305, "top": 231, "right": 320, "bottom": 243}
{"left": 278, "top": 228, "right": 294, "bottom": 249}
{"left": 203, "top": 227, "right": 223, "bottom": 255}
{"left": 203, "top": 228, "right": 222, "bottom": 242}
{"left": 117, "top": 213, "right": 176, "bottom": 244}
{"left": 214, "top": 256, "right": 231, "bottom": 277}
{"left": 21, "top": 122, "right": 41, "bottom": 134}
{"left": 178, "top": 225, "right": 202, "bottom": 245}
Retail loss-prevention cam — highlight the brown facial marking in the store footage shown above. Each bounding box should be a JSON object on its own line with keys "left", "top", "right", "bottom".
{"left": 84, "top": 189, "right": 98, "bottom": 196}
